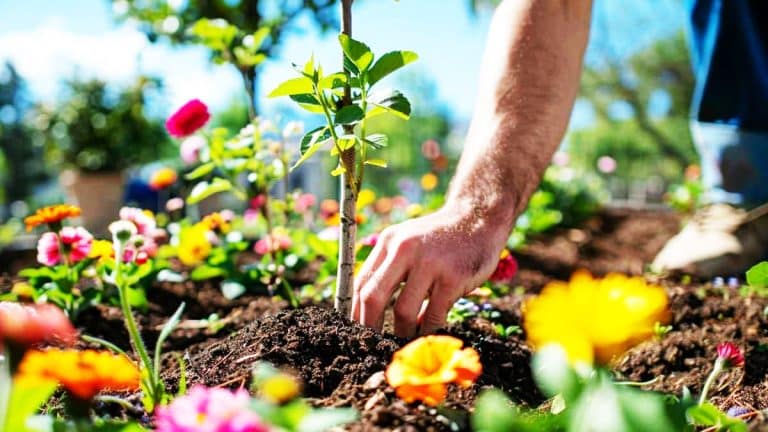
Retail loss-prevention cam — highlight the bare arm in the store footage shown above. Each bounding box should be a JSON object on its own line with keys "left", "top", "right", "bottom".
{"left": 352, "top": 0, "right": 593, "bottom": 337}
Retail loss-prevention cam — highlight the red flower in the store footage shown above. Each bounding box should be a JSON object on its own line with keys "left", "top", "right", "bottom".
{"left": 489, "top": 250, "right": 518, "bottom": 282}
{"left": 166, "top": 99, "right": 210, "bottom": 138}
{"left": 0, "top": 302, "right": 76, "bottom": 347}
{"left": 717, "top": 342, "right": 744, "bottom": 368}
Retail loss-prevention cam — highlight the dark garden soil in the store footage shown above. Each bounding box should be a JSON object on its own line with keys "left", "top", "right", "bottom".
{"left": 9, "top": 207, "right": 768, "bottom": 430}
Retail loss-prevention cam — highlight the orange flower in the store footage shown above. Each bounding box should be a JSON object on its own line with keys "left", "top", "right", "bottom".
{"left": 385, "top": 335, "right": 482, "bottom": 406}
{"left": 201, "top": 212, "right": 231, "bottom": 234}
{"left": 149, "top": 167, "right": 178, "bottom": 191}
{"left": 25, "top": 204, "right": 81, "bottom": 231}
{"left": 16, "top": 349, "right": 140, "bottom": 400}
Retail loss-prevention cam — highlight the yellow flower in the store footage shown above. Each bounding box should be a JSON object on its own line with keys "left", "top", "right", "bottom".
{"left": 25, "top": 204, "right": 81, "bottom": 231}
{"left": 16, "top": 349, "right": 140, "bottom": 400}
{"left": 178, "top": 224, "right": 212, "bottom": 266}
{"left": 201, "top": 212, "right": 231, "bottom": 234}
{"left": 356, "top": 189, "right": 376, "bottom": 210}
{"left": 385, "top": 335, "right": 482, "bottom": 406}
{"left": 149, "top": 167, "right": 178, "bottom": 191}
{"left": 420, "top": 173, "right": 438, "bottom": 191}
{"left": 259, "top": 373, "right": 301, "bottom": 404}
{"left": 523, "top": 270, "right": 669, "bottom": 366}
{"left": 406, "top": 203, "right": 423, "bottom": 218}
{"left": 89, "top": 239, "right": 115, "bottom": 264}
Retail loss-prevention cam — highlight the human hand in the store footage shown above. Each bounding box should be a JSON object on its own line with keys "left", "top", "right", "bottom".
{"left": 351, "top": 204, "right": 509, "bottom": 337}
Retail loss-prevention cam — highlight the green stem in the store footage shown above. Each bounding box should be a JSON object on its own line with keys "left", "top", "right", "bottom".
{"left": 699, "top": 358, "right": 724, "bottom": 405}
{"left": 114, "top": 244, "right": 154, "bottom": 397}
{"left": 0, "top": 346, "right": 11, "bottom": 431}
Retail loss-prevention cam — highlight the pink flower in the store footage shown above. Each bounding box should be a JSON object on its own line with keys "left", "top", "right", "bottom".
{"left": 250, "top": 194, "right": 267, "bottom": 211}
{"left": 180, "top": 135, "right": 206, "bottom": 165}
{"left": 155, "top": 385, "right": 268, "bottom": 432}
{"left": 361, "top": 233, "right": 378, "bottom": 247}
{"left": 37, "top": 232, "right": 60, "bottom": 266}
{"left": 119, "top": 207, "right": 156, "bottom": 236}
{"left": 37, "top": 227, "right": 93, "bottom": 266}
{"left": 489, "top": 251, "right": 518, "bottom": 283}
{"left": 254, "top": 233, "right": 292, "bottom": 256}
{"left": 597, "top": 155, "right": 617, "bottom": 174}
{"left": 166, "top": 99, "right": 210, "bottom": 138}
{"left": 552, "top": 151, "right": 570, "bottom": 167}
{"left": 717, "top": 342, "right": 745, "bottom": 368}
{"left": 243, "top": 209, "right": 261, "bottom": 224}
{"left": 294, "top": 193, "right": 316, "bottom": 213}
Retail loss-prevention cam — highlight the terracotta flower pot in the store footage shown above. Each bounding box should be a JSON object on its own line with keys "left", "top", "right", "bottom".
{"left": 60, "top": 169, "right": 124, "bottom": 235}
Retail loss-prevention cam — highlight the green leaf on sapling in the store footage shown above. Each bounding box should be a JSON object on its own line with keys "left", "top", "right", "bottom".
{"left": 364, "top": 159, "right": 388, "bottom": 168}
{"left": 289, "top": 94, "right": 325, "bottom": 114}
{"left": 338, "top": 34, "right": 373, "bottom": 73}
{"left": 331, "top": 165, "right": 346, "bottom": 176}
{"left": 368, "top": 90, "right": 412, "bottom": 120}
{"left": 472, "top": 389, "right": 519, "bottom": 432}
{"left": 334, "top": 105, "right": 364, "bottom": 125}
{"left": 268, "top": 77, "right": 315, "bottom": 98}
{"left": 318, "top": 72, "right": 348, "bottom": 90}
{"left": 293, "top": 127, "right": 332, "bottom": 170}
{"left": 368, "top": 51, "right": 418, "bottom": 86}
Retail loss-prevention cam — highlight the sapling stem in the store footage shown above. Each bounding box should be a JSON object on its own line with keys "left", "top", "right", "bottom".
{"left": 335, "top": 0, "right": 357, "bottom": 316}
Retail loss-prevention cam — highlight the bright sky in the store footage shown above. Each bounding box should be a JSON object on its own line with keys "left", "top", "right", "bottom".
{"left": 0, "top": 0, "right": 687, "bottom": 127}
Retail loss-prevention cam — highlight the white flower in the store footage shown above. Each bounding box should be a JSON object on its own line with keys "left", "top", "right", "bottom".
{"left": 109, "top": 220, "right": 138, "bottom": 245}
{"left": 282, "top": 121, "right": 304, "bottom": 139}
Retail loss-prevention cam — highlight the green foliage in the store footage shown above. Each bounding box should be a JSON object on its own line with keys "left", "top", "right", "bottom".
{"left": 32, "top": 76, "right": 172, "bottom": 173}
{"left": 687, "top": 403, "right": 747, "bottom": 432}
{"left": 184, "top": 120, "right": 293, "bottom": 205}
{"left": 509, "top": 165, "right": 605, "bottom": 249}
{"left": 473, "top": 347, "right": 697, "bottom": 432}
{"left": 665, "top": 179, "right": 704, "bottom": 214}
{"left": 269, "top": 36, "right": 417, "bottom": 185}
{"left": 0, "top": 62, "right": 48, "bottom": 206}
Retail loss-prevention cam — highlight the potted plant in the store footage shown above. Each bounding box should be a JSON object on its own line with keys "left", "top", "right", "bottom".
{"left": 34, "top": 76, "right": 171, "bottom": 233}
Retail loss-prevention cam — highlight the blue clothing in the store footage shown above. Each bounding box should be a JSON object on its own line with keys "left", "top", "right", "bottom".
{"left": 687, "top": 0, "right": 768, "bottom": 131}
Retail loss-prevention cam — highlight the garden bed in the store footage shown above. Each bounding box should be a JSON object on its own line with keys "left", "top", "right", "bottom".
{"left": 12, "top": 207, "right": 768, "bottom": 430}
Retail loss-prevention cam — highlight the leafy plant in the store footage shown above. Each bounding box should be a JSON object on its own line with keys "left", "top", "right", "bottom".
{"left": 269, "top": 0, "right": 417, "bottom": 313}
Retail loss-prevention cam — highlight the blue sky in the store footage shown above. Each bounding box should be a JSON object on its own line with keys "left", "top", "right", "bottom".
{"left": 0, "top": 0, "right": 687, "bottom": 128}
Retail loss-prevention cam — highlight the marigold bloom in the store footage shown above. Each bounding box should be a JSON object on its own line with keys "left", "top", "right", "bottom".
{"left": 16, "top": 349, "right": 139, "bottom": 400}
{"left": 25, "top": 204, "right": 81, "bottom": 231}
{"left": 717, "top": 342, "right": 744, "bottom": 368}
{"left": 385, "top": 335, "right": 482, "bottom": 406}
{"left": 149, "top": 167, "right": 178, "bottom": 191}
{"left": 155, "top": 385, "right": 268, "bottom": 432}
{"left": 489, "top": 249, "right": 518, "bottom": 282}
{"left": 166, "top": 99, "right": 210, "bottom": 138}
{"left": 523, "top": 270, "right": 669, "bottom": 366}
{"left": 37, "top": 227, "right": 93, "bottom": 266}
{"left": 201, "top": 212, "right": 232, "bottom": 234}
{"left": 178, "top": 224, "right": 212, "bottom": 266}
{"left": 0, "top": 302, "right": 76, "bottom": 347}
{"left": 420, "top": 173, "right": 438, "bottom": 191}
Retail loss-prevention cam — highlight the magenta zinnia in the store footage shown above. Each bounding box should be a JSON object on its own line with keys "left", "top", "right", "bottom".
{"left": 165, "top": 99, "right": 210, "bottom": 138}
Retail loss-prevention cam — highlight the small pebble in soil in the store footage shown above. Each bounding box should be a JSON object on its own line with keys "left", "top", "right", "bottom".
{"left": 713, "top": 277, "right": 725, "bottom": 288}
{"left": 726, "top": 406, "right": 751, "bottom": 418}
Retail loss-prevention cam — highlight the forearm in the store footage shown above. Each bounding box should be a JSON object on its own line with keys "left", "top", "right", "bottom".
{"left": 446, "top": 0, "right": 592, "bottom": 233}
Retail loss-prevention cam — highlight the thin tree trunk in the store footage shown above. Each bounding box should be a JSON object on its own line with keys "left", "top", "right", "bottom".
{"left": 335, "top": 0, "right": 357, "bottom": 316}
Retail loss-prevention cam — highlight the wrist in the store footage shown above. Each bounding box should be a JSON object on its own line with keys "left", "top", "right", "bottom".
{"left": 440, "top": 195, "right": 515, "bottom": 248}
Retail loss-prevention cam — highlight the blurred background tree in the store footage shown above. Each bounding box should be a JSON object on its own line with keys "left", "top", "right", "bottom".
{"left": 570, "top": 31, "right": 697, "bottom": 183}
{"left": 0, "top": 62, "right": 47, "bottom": 214}
{"left": 111, "top": 0, "right": 340, "bottom": 113}
{"left": 32, "top": 76, "right": 172, "bottom": 173}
